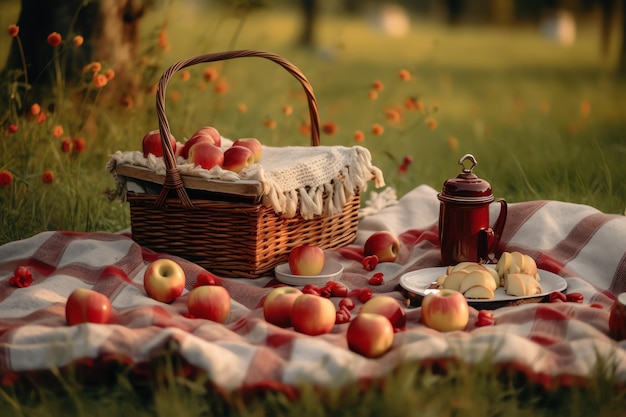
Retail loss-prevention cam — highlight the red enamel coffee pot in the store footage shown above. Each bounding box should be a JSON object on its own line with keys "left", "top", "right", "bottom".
{"left": 437, "top": 154, "right": 507, "bottom": 265}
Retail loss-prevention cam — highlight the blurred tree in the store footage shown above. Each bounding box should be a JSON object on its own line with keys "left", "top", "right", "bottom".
{"left": 2, "top": 0, "right": 147, "bottom": 110}
{"left": 299, "top": 0, "right": 318, "bottom": 46}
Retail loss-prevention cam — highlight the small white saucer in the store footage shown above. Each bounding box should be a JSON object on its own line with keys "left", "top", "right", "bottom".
{"left": 274, "top": 261, "right": 344, "bottom": 286}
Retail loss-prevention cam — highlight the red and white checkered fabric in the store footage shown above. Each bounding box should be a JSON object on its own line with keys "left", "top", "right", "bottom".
{"left": 1, "top": 185, "right": 625, "bottom": 391}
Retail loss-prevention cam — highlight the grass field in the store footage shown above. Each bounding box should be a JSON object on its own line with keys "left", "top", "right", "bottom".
{"left": 1, "top": 2, "right": 626, "bottom": 415}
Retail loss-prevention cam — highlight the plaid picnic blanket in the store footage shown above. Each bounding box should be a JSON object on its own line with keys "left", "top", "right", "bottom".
{"left": 1, "top": 185, "right": 625, "bottom": 392}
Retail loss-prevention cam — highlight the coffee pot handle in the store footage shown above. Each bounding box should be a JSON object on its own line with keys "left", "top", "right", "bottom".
{"left": 477, "top": 198, "right": 508, "bottom": 262}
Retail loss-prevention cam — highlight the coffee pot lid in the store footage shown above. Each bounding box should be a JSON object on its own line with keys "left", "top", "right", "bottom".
{"left": 438, "top": 154, "right": 494, "bottom": 203}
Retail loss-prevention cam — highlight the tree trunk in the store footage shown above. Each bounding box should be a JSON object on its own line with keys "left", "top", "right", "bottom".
{"left": 2, "top": 0, "right": 145, "bottom": 111}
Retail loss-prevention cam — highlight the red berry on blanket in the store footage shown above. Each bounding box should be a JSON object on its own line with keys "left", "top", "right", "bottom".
{"left": 335, "top": 309, "right": 351, "bottom": 324}
{"left": 475, "top": 317, "right": 495, "bottom": 327}
{"left": 477, "top": 310, "right": 494, "bottom": 320}
{"left": 347, "top": 312, "right": 394, "bottom": 358}
{"left": 194, "top": 271, "right": 222, "bottom": 287}
{"left": 187, "top": 285, "right": 231, "bottom": 323}
{"left": 565, "top": 292, "right": 584, "bottom": 303}
{"left": 331, "top": 285, "right": 348, "bottom": 298}
{"left": 65, "top": 288, "right": 113, "bottom": 325}
{"left": 339, "top": 297, "right": 356, "bottom": 311}
{"left": 362, "top": 255, "right": 379, "bottom": 271}
{"left": 263, "top": 287, "right": 303, "bottom": 328}
{"left": 364, "top": 231, "right": 400, "bottom": 263}
{"left": 360, "top": 295, "right": 407, "bottom": 330}
{"left": 144, "top": 259, "right": 186, "bottom": 303}
{"left": 549, "top": 292, "right": 567, "bottom": 303}
{"left": 8, "top": 266, "right": 33, "bottom": 288}
{"left": 357, "top": 288, "right": 373, "bottom": 303}
{"left": 368, "top": 273, "right": 384, "bottom": 286}
{"left": 320, "top": 287, "right": 333, "bottom": 298}
{"left": 589, "top": 303, "right": 604, "bottom": 309}
{"left": 302, "top": 284, "right": 321, "bottom": 296}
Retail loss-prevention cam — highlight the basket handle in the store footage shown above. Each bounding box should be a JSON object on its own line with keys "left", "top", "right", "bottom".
{"left": 154, "top": 49, "right": 321, "bottom": 209}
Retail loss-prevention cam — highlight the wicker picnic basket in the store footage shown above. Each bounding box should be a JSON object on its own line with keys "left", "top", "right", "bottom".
{"left": 113, "top": 50, "right": 372, "bottom": 278}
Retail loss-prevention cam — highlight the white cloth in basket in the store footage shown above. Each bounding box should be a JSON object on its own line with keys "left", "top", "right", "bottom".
{"left": 107, "top": 139, "right": 385, "bottom": 220}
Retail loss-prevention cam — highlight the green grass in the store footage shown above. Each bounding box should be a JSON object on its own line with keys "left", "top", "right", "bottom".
{"left": 1, "top": 3, "right": 626, "bottom": 415}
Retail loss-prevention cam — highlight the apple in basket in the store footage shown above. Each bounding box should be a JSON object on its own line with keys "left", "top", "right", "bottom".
{"left": 421, "top": 289, "right": 469, "bottom": 332}
{"left": 142, "top": 129, "right": 176, "bottom": 158}
{"left": 360, "top": 295, "right": 407, "bottom": 330}
{"left": 263, "top": 286, "right": 303, "bottom": 328}
{"left": 232, "top": 138, "right": 263, "bottom": 163}
{"left": 180, "top": 126, "right": 222, "bottom": 159}
{"left": 347, "top": 312, "right": 394, "bottom": 358}
{"left": 187, "top": 141, "right": 224, "bottom": 170}
{"left": 65, "top": 288, "right": 113, "bottom": 325}
{"left": 187, "top": 285, "right": 231, "bottom": 323}
{"left": 291, "top": 294, "right": 336, "bottom": 335}
{"left": 222, "top": 145, "right": 254, "bottom": 173}
{"left": 143, "top": 259, "right": 186, "bottom": 303}
{"left": 289, "top": 245, "right": 325, "bottom": 276}
{"left": 364, "top": 231, "right": 400, "bottom": 263}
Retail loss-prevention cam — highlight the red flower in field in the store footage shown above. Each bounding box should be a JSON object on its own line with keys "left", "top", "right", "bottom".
{"left": 61, "top": 138, "right": 72, "bottom": 153}
{"left": 30, "top": 103, "right": 41, "bottom": 116}
{"left": 180, "top": 70, "right": 191, "bottom": 81}
{"left": 353, "top": 130, "right": 365, "bottom": 143}
{"left": 398, "top": 164, "right": 408, "bottom": 174}
{"left": 158, "top": 28, "right": 169, "bottom": 50}
{"left": 47, "top": 32, "right": 62, "bottom": 47}
{"left": 0, "top": 170, "right": 13, "bottom": 187}
{"left": 83, "top": 61, "right": 101, "bottom": 73}
{"left": 170, "top": 90, "right": 181, "bottom": 101}
{"left": 104, "top": 69, "right": 115, "bottom": 80}
{"left": 7, "top": 123, "right": 18, "bottom": 134}
{"left": 263, "top": 118, "right": 277, "bottom": 129}
{"left": 384, "top": 107, "right": 402, "bottom": 124}
{"left": 322, "top": 121, "right": 338, "bottom": 135}
{"left": 41, "top": 170, "right": 54, "bottom": 183}
{"left": 238, "top": 103, "right": 248, "bottom": 114}
{"left": 283, "top": 104, "right": 293, "bottom": 116}
{"left": 447, "top": 136, "right": 459, "bottom": 151}
{"left": 580, "top": 99, "right": 591, "bottom": 117}
{"left": 73, "top": 35, "right": 84, "bottom": 46}
{"left": 52, "top": 124, "right": 63, "bottom": 138}
{"left": 37, "top": 111, "right": 47, "bottom": 124}
{"left": 368, "top": 90, "right": 378, "bottom": 100}
{"left": 93, "top": 74, "right": 108, "bottom": 88}
{"left": 9, "top": 266, "right": 33, "bottom": 288}
{"left": 299, "top": 121, "right": 311, "bottom": 136}
{"left": 8, "top": 24, "right": 19, "bottom": 37}
{"left": 203, "top": 67, "right": 218, "bottom": 82}
{"left": 73, "top": 137, "right": 86, "bottom": 153}
{"left": 372, "top": 80, "right": 384, "bottom": 91}
{"left": 398, "top": 69, "right": 411, "bottom": 81}
{"left": 402, "top": 155, "right": 413, "bottom": 165}
{"left": 426, "top": 117, "right": 438, "bottom": 130}
{"left": 371, "top": 123, "right": 384, "bottom": 136}
{"left": 214, "top": 79, "right": 229, "bottom": 94}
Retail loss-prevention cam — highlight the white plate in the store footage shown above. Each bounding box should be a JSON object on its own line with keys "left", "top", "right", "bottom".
{"left": 399, "top": 265, "right": 567, "bottom": 304}
{"left": 274, "top": 261, "right": 344, "bottom": 286}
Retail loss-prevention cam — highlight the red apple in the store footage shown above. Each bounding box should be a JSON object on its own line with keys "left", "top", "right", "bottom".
{"left": 181, "top": 127, "right": 221, "bottom": 159}
{"left": 222, "top": 145, "right": 254, "bottom": 173}
{"left": 360, "top": 295, "right": 407, "bottom": 330}
{"left": 347, "top": 312, "right": 394, "bottom": 358}
{"left": 187, "top": 285, "right": 231, "bottom": 323}
{"left": 609, "top": 292, "right": 626, "bottom": 340}
{"left": 187, "top": 141, "right": 224, "bottom": 170}
{"left": 232, "top": 138, "right": 263, "bottom": 162}
{"left": 142, "top": 129, "right": 176, "bottom": 158}
{"left": 421, "top": 289, "right": 469, "bottom": 332}
{"left": 263, "top": 286, "right": 303, "bottom": 328}
{"left": 363, "top": 231, "right": 400, "bottom": 263}
{"left": 65, "top": 288, "right": 113, "bottom": 325}
{"left": 143, "top": 258, "right": 186, "bottom": 303}
{"left": 291, "top": 293, "right": 336, "bottom": 336}
{"left": 288, "top": 245, "right": 325, "bottom": 276}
